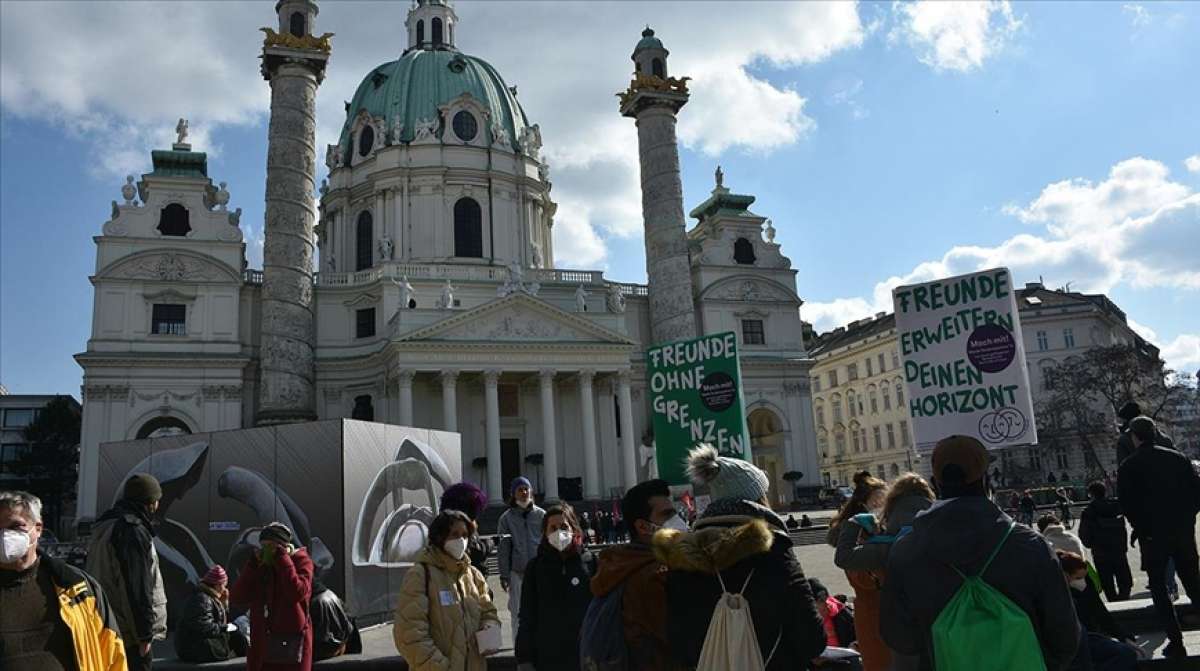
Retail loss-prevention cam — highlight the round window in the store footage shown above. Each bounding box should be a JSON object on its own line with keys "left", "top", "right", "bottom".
{"left": 358, "top": 125, "right": 375, "bottom": 157}
{"left": 452, "top": 111, "right": 477, "bottom": 142}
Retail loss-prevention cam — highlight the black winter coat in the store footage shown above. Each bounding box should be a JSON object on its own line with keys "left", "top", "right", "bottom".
{"left": 1078, "top": 497, "right": 1127, "bottom": 555}
{"left": 1117, "top": 443, "right": 1200, "bottom": 541}
{"left": 1070, "top": 581, "right": 1129, "bottom": 642}
{"left": 654, "top": 499, "right": 827, "bottom": 671}
{"left": 514, "top": 544, "right": 597, "bottom": 671}
{"left": 174, "top": 586, "right": 232, "bottom": 663}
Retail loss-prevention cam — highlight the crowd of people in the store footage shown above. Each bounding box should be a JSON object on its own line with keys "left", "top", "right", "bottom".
{"left": 0, "top": 475, "right": 359, "bottom": 671}
{"left": 2, "top": 404, "right": 1198, "bottom": 670}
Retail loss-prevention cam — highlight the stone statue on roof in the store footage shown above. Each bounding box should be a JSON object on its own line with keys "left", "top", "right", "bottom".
{"left": 176, "top": 118, "right": 189, "bottom": 145}
{"left": 715, "top": 164, "right": 724, "bottom": 189}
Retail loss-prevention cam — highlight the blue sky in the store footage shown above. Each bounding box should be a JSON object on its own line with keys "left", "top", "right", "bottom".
{"left": 1, "top": 0, "right": 1198, "bottom": 397}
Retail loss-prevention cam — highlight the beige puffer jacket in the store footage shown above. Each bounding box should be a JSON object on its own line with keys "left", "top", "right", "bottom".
{"left": 393, "top": 545, "right": 500, "bottom": 671}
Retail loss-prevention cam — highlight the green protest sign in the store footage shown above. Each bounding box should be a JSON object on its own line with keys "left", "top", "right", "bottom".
{"left": 647, "top": 331, "right": 751, "bottom": 485}
{"left": 892, "top": 267, "right": 1037, "bottom": 452}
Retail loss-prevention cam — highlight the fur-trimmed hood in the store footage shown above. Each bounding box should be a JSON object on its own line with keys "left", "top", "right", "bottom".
{"left": 652, "top": 517, "right": 775, "bottom": 573}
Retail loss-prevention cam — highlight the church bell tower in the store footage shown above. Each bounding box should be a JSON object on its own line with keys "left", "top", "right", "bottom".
{"left": 619, "top": 27, "right": 697, "bottom": 345}
{"left": 256, "top": 0, "right": 331, "bottom": 424}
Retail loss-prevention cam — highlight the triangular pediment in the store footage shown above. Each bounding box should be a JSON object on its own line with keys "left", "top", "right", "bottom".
{"left": 397, "top": 293, "right": 635, "bottom": 345}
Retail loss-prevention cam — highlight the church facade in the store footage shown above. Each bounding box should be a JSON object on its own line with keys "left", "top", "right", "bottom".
{"left": 75, "top": 0, "right": 819, "bottom": 519}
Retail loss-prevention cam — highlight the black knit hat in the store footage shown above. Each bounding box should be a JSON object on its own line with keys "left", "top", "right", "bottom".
{"left": 1118, "top": 401, "right": 1141, "bottom": 421}
{"left": 123, "top": 473, "right": 162, "bottom": 503}
{"left": 259, "top": 522, "right": 294, "bottom": 546}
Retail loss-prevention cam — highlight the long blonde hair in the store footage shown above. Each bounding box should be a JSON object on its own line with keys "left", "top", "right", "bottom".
{"left": 880, "top": 473, "right": 935, "bottom": 526}
{"left": 828, "top": 471, "right": 888, "bottom": 542}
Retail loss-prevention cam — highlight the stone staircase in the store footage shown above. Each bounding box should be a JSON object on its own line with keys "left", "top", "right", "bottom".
{"left": 1107, "top": 595, "right": 1200, "bottom": 668}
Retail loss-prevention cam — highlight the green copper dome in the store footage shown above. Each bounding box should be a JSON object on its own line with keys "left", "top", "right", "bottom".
{"left": 635, "top": 27, "right": 664, "bottom": 52}
{"left": 338, "top": 49, "right": 530, "bottom": 152}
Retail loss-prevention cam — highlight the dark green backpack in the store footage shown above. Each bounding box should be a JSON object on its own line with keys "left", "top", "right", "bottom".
{"left": 931, "top": 523, "right": 1047, "bottom": 671}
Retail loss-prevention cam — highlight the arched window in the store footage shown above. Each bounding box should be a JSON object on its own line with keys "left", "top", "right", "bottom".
{"left": 136, "top": 416, "right": 191, "bottom": 440}
{"left": 652, "top": 58, "right": 665, "bottom": 78}
{"left": 356, "top": 211, "right": 373, "bottom": 271}
{"left": 157, "top": 203, "right": 190, "bottom": 236}
{"left": 416, "top": 19, "right": 425, "bottom": 45}
{"left": 358, "top": 125, "right": 375, "bottom": 157}
{"left": 289, "top": 11, "right": 306, "bottom": 38}
{"left": 432, "top": 17, "right": 443, "bottom": 46}
{"left": 748, "top": 408, "right": 782, "bottom": 450}
{"left": 733, "top": 237, "right": 756, "bottom": 265}
{"left": 453, "top": 198, "right": 483, "bottom": 258}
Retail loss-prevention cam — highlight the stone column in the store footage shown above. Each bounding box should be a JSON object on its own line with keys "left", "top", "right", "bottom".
{"left": 398, "top": 369, "right": 415, "bottom": 426}
{"left": 539, "top": 369, "right": 560, "bottom": 502}
{"left": 579, "top": 369, "right": 600, "bottom": 499}
{"left": 484, "top": 370, "right": 503, "bottom": 503}
{"left": 440, "top": 371, "right": 458, "bottom": 433}
{"left": 617, "top": 370, "right": 638, "bottom": 489}
{"left": 620, "top": 71, "right": 696, "bottom": 344}
{"left": 256, "top": 34, "right": 329, "bottom": 425}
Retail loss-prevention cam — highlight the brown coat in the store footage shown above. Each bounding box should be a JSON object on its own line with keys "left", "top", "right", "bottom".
{"left": 393, "top": 546, "right": 499, "bottom": 671}
{"left": 590, "top": 543, "right": 684, "bottom": 671}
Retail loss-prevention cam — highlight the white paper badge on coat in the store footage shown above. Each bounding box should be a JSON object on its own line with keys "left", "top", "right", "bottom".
{"left": 439, "top": 589, "right": 455, "bottom": 606}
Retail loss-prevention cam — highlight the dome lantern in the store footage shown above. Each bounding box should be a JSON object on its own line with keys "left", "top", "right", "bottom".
{"left": 632, "top": 26, "right": 669, "bottom": 79}
{"left": 406, "top": 0, "right": 458, "bottom": 53}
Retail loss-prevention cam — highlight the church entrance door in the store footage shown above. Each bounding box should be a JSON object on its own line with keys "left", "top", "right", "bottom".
{"left": 500, "top": 438, "right": 520, "bottom": 493}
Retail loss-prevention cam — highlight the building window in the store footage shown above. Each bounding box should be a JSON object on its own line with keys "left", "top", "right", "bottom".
{"left": 651, "top": 57, "right": 665, "bottom": 78}
{"left": 289, "top": 11, "right": 306, "bottom": 37}
{"left": 892, "top": 351, "right": 899, "bottom": 369}
{"left": 847, "top": 392, "right": 857, "bottom": 418}
{"left": 851, "top": 430, "right": 861, "bottom": 453}
{"left": 356, "top": 211, "right": 373, "bottom": 271}
{"left": 900, "top": 420, "right": 910, "bottom": 446}
{"left": 882, "top": 386, "right": 891, "bottom": 410}
{"left": 1063, "top": 328, "right": 1075, "bottom": 348}
{"left": 356, "top": 308, "right": 376, "bottom": 338}
{"left": 157, "top": 203, "right": 190, "bottom": 237}
{"left": 358, "top": 125, "right": 375, "bottom": 157}
{"left": 1028, "top": 448, "right": 1042, "bottom": 471}
{"left": 453, "top": 197, "right": 483, "bottom": 258}
{"left": 886, "top": 423, "right": 896, "bottom": 449}
{"left": 2, "top": 409, "right": 34, "bottom": 429}
{"left": 832, "top": 399, "right": 843, "bottom": 423}
{"left": 877, "top": 464, "right": 886, "bottom": 480}
{"left": 828, "top": 370, "right": 839, "bottom": 388}
{"left": 890, "top": 463, "right": 900, "bottom": 478}
{"left": 431, "top": 17, "right": 443, "bottom": 45}
{"left": 835, "top": 432, "right": 846, "bottom": 455}
{"left": 733, "top": 238, "right": 756, "bottom": 265}
{"left": 847, "top": 363, "right": 858, "bottom": 381}
{"left": 416, "top": 19, "right": 424, "bottom": 44}
{"left": 1042, "top": 365, "right": 1055, "bottom": 390}
{"left": 741, "top": 319, "right": 765, "bottom": 345}
{"left": 873, "top": 426, "right": 882, "bottom": 451}
{"left": 151, "top": 304, "right": 186, "bottom": 335}
{"left": 1055, "top": 450, "right": 1069, "bottom": 470}
{"left": 879, "top": 353, "right": 887, "bottom": 373}
{"left": 869, "top": 390, "right": 879, "bottom": 414}
{"left": 452, "top": 110, "right": 478, "bottom": 142}
{"left": 1036, "top": 330, "right": 1049, "bottom": 351}
{"left": 816, "top": 405, "right": 825, "bottom": 427}
{"left": 895, "top": 382, "right": 904, "bottom": 405}
{"left": 812, "top": 377, "right": 821, "bottom": 393}
{"left": 866, "top": 358, "right": 873, "bottom": 377}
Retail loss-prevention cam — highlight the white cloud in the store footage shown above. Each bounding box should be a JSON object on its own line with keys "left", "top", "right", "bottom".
{"left": 890, "top": 0, "right": 1021, "bottom": 72}
{"left": 1123, "top": 4, "right": 1152, "bottom": 29}
{"left": 1186, "top": 154, "right": 1200, "bottom": 173}
{"left": 0, "top": 1, "right": 865, "bottom": 270}
{"left": 1160, "top": 334, "right": 1200, "bottom": 373}
{"left": 806, "top": 156, "right": 1199, "bottom": 346}
{"left": 828, "top": 78, "right": 870, "bottom": 120}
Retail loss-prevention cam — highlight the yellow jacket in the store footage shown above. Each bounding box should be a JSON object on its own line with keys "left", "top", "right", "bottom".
{"left": 393, "top": 546, "right": 499, "bottom": 671}
{"left": 40, "top": 552, "right": 128, "bottom": 670}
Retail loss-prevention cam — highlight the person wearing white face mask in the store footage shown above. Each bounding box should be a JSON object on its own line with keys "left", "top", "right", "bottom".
{"left": 496, "top": 476, "right": 545, "bottom": 640}
{"left": 1057, "top": 550, "right": 1141, "bottom": 670}
{"left": 394, "top": 509, "right": 500, "bottom": 671}
{"left": 1, "top": 490, "right": 128, "bottom": 670}
{"left": 514, "top": 504, "right": 597, "bottom": 671}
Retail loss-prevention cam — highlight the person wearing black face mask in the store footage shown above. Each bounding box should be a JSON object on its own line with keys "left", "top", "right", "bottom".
{"left": 515, "top": 504, "right": 596, "bottom": 671}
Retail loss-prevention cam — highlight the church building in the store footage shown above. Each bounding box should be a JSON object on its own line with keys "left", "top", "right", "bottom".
{"left": 75, "top": 0, "right": 819, "bottom": 519}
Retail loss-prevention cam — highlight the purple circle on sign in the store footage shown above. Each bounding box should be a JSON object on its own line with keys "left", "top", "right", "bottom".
{"left": 967, "top": 324, "right": 1016, "bottom": 373}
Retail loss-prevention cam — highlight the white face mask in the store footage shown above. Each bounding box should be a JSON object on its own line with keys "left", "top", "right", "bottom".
{"left": 660, "top": 515, "right": 689, "bottom": 532}
{"left": 1, "top": 529, "right": 31, "bottom": 564}
{"left": 548, "top": 529, "right": 574, "bottom": 552}
{"left": 1069, "top": 578, "right": 1088, "bottom": 592}
{"left": 443, "top": 537, "right": 468, "bottom": 560}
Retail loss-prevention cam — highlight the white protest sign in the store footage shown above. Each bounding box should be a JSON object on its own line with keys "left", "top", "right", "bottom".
{"left": 892, "top": 267, "right": 1037, "bottom": 451}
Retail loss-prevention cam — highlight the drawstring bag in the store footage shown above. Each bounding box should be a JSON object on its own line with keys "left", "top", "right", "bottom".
{"left": 696, "top": 569, "right": 781, "bottom": 671}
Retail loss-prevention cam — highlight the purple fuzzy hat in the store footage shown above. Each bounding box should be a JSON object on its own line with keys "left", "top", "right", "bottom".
{"left": 441, "top": 481, "right": 488, "bottom": 520}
